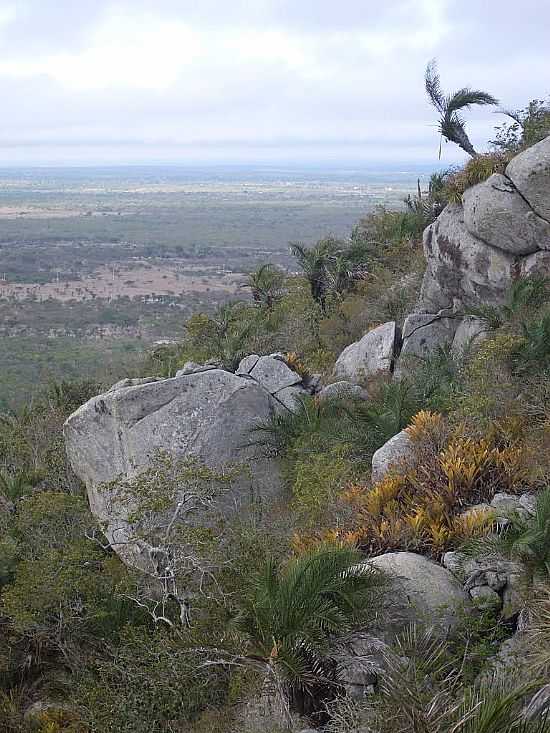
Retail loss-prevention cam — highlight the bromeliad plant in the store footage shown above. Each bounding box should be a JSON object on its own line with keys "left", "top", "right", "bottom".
{"left": 295, "top": 412, "right": 531, "bottom": 558}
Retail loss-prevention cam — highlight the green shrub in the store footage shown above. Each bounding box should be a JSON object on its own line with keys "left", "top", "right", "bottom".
{"left": 291, "top": 444, "right": 355, "bottom": 524}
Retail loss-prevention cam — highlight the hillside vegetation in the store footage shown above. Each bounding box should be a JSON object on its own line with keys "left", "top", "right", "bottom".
{"left": 0, "top": 94, "right": 550, "bottom": 733}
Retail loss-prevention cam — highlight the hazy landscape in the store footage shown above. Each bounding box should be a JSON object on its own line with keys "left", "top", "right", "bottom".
{"left": 0, "top": 164, "right": 422, "bottom": 408}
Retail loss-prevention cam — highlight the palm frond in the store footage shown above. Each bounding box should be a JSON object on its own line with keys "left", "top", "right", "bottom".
{"left": 425, "top": 58, "right": 445, "bottom": 113}
{"left": 447, "top": 88, "right": 499, "bottom": 114}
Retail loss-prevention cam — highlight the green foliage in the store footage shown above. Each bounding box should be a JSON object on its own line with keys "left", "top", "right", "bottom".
{"left": 244, "top": 263, "right": 286, "bottom": 308}
{"left": 291, "top": 444, "right": 355, "bottom": 524}
{"left": 290, "top": 237, "right": 356, "bottom": 307}
{"left": 463, "top": 488, "right": 550, "bottom": 580}
{"left": 513, "top": 312, "right": 550, "bottom": 374}
{"left": 442, "top": 152, "right": 509, "bottom": 202}
{"left": 252, "top": 380, "right": 426, "bottom": 479}
{"left": 1, "top": 492, "right": 139, "bottom": 660}
{"left": 231, "top": 545, "right": 385, "bottom": 717}
{"left": 491, "top": 98, "right": 550, "bottom": 154}
{"left": 354, "top": 625, "right": 547, "bottom": 733}
{"left": 76, "top": 626, "right": 230, "bottom": 733}
{"left": 0, "top": 379, "right": 100, "bottom": 493}
{"left": 182, "top": 302, "right": 261, "bottom": 371}
{"left": 0, "top": 469, "right": 39, "bottom": 502}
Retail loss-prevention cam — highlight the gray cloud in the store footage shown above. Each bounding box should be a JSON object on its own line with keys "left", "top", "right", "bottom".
{"left": 0, "top": 0, "right": 548, "bottom": 165}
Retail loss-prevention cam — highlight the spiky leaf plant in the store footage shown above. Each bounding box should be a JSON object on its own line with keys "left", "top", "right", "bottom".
{"left": 463, "top": 488, "right": 550, "bottom": 581}
{"left": 425, "top": 59, "right": 498, "bottom": 158}
{"left": 231, "top": 545, "right": 385, "bottom": 718}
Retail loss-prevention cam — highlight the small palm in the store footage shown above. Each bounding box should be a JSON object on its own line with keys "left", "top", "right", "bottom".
{"left": 232, "top": 545, "right": 384, "bottom": 715}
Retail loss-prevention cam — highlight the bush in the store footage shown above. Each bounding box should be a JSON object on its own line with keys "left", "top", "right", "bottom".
{"left": 1, "top": 493, "right": 140, "bottom": 663}
{"left": 442, "top": 152, "right": 510, "bottom": 203}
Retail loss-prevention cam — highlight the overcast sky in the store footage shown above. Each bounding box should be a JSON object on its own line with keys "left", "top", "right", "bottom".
{"left": 0, "top": 0, "right": 548, "bottom": 166}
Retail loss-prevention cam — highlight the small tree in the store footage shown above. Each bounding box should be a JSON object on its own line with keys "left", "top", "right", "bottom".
{"left": 425, "top": 59, "right": 498, "bottom": 158}
{"left": 491, "top": 97, "right": 550, "bottom": 154}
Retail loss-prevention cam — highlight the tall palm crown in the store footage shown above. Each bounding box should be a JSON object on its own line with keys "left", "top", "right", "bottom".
{"left": 425, "top": 59, "right": 498, "bottom": 158}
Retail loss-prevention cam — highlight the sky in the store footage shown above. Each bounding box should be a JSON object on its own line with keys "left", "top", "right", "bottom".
{"left": 0, "top": 0, "right": 548, "bottom": 167}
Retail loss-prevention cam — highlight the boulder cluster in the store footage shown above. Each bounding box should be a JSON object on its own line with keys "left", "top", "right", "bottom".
{"left": 333, "top": 135, "right": 550, "bottom": 383}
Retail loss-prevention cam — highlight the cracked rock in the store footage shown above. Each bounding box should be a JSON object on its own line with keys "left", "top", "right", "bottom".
{"left": 506, "top": 134, "right": 550, "bottom": 224}
{"left": 249, "top": 354, "right": 302, "bottom": 393}
{"left": 463, "top": 173, "right": 550, "bottom": 254}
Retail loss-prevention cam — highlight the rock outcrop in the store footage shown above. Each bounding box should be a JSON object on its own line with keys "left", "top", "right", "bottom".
{"left": 371, "top": 429, "right": 415, "bottom": 483}
{"left": 393, "top": 135, "right": 550, "bottom": 373}
{"left": 333, "top": 322, "right": 397, "bottom": 383}
{"left": 366, "top": 551, "right": 469, "bottom": 638}
{"left": 419, "top": 203, "right": 518, "bottom": 314}
{"left": 64, "top": 355, "right": 315, "bottom": 566}
{"left": 506, "top": 135, "right": 550, "bottom": 223}
{"left": 463, "top": 173, "right": 550, "bottom": 255}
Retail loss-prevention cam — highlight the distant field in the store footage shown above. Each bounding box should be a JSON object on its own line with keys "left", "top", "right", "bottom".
{"left": 0, "top": 164, "right": 422, "bottom": 408}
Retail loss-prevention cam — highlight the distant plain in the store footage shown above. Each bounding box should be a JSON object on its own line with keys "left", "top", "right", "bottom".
{"left": 0, "top": 164, "right": 424, "bottom": 408}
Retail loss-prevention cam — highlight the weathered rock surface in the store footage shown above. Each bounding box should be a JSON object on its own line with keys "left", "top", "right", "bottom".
{"left": 366, "top": 552, "right": 469, "bottom": 638}
{"left": 521, "top": 249, "right": 550, "bottom": 278}
{"left": 371, "top": 429, "right": 415, "bottom": 483}
{"left": 451, "top": 316, "right": 490, "bottom": 357}
{"left": 65, "top": 369, "right": 288, "bottom": 564}
{"left": 420, "top": 204, "right": 517, "bottom": 312}
{"left": 470, "top": 585, "right": 502, "bottom": 610}
{"left": 463, "top": 173, "right": 550, "bottom": 254}
{"left": 388, "top": 136, "right": 550, "bottom": 375}
{"left": 332, "top": 633, "right": 390, "bottom": 699}
{"left": 442, "top": 549, "right": 526, "bottom": 620}
{"left": 248, "top": 354, "right": 303, "bottom": 394}
{"left": 417, "top": 137, "right": 550, "bottom": 316}
{"left": 523, "top": 684, "right": 550, "bottom": 721}
{"left": 235, "top": 354, "right": 260, "bottom": 375}
{"left": 398, "top": 312, "right": 458, "bottom": 369}
{"left": 317, "top": 380, "right": 369, "bottom": 403}
{"left": 333, "top": 322, "right": 397, "bottom": 383}
{"left": 506, "top": 135, "right": 550, "bottom": 223}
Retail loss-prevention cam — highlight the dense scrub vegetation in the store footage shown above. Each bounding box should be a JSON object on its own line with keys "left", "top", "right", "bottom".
{"left": 1, "top": 98, "right": 550, "bottom": 732}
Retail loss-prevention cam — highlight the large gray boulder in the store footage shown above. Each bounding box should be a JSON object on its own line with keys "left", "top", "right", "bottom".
{"left": 333, "top": 322, "right": 397, "bottom": 383}
{"left": 506, "top": 135, "right": 550, "bottom": 223}
{"left": 411, "top": 136, "right": 550, "bottom": 345}
{"left": 371, "top": 429, "right": 415, "bottom": 483}
{"left": 236, "top": 353, "right": 314, "bottom": 409}
{"left": 451, "top": 316, "right": 490, "bottom": 357}
{"left": 64, "top": 369, "right": 285, "bottom": 565}
{"left": 420, "top": 204, "right": 517, "bottom": 312}
{"left": 248, "top": 354, "right": 302, "bottom": 394}
{"left": 463, "top": 173, "right": 550, "bottom": 254}
{"left": 366, "top": 552, "right": 469, "bottom": 638}
{"left": 397, "top": 312, "right": 458, "bottom": 372}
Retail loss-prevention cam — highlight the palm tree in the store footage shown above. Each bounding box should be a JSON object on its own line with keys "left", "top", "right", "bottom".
{"left": 231, "top": 545, "right": 384, "bottom": 721}
{"left": 290, "top": 237, "right": 365, "bottom": 309}
{"left": 244, "top": 264, "right": 285, "bottom": 309}
{"left": 289, "top": 238, "right": 341, "bottom": 308}
{"left": 425, "top": 59, "right": 498, "bottom": 158}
